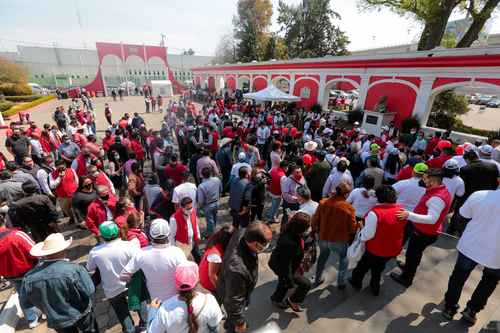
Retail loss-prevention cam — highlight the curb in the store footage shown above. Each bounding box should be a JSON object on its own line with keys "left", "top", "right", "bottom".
{"left": 0, "top": 292, "right": 21, "bottom": 333}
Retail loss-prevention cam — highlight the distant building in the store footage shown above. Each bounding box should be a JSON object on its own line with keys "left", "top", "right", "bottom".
{"left": 0, "top": 42, "right": 213, "bottom": 94}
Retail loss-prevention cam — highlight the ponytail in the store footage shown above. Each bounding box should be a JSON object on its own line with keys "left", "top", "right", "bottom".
{"left": 179, "top": 290, "right": 199, "bottom": 333}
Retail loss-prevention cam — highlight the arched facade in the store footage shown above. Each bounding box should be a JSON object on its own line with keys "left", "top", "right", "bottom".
{"left": 192, "top": 46, "right": 500, "bottom": 128}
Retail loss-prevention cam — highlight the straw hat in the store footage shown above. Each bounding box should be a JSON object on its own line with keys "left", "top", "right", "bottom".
{"left": 304, "top": 141, "right": 318, "bottom": 152}
{"left": 30, "top": 233, "right": 72, "bottom": 257}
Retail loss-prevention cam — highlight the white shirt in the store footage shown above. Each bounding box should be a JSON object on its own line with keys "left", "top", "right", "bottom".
{"left": 347, "top": 188, "right": 378, "bottom": 218}
{"left": 361, "top": 140, "right": 372, "bottom": 153}
{"left": 442, "top": 176, "right": 465, "bottom": 201}
{"left": 408, "top": 196, "right": 446, "bottom": 225}
{"left": 230, "top": 162, "right": 252, "bottom": 178}
{"left": 359, "top": 211, "right": 378, "bottom": 241}
{"left": 36, "top": 168, "right": 53, "bottom": 196}
{"left": 122, "top": 244, "right": 187, "bottom": 301}
{"left": 458, "top": 190, "right": 500, "bottom": 269}
{"left": 87, "top": 239, "right": 140, "bottom": 299}
{"left": 256, "top": 126, "right": 270, "bottom": 145}
{"left": 322, "top": 169, "right": 353, "bottom": 197}
{"left": 392, "top": 177, "right": 426, "bottom": 211}
{"left": 172, "top": 182, "right": 197, "bottom": 207}
{"left": 30, "top": 139, "right": 43, "bottom": 158}
{"left": 169, "top": 213, "right": 201, "bottom": 246}
{"left": 148, "top": 293, "right": 223, "bottom": 333}
{"left": 299, "top": 200, "right": 319, "bottom": 217}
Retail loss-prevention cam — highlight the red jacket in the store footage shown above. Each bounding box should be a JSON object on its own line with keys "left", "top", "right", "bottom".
{"left": 426, "top": 154, "right": 452, "bottom": 169}
{"left": 164, "top": 163, "right": 188, "bottom": 187}
{"left": 366, "top": 204, "right": 406, "bottom": 257}
{"left": 85, "top": 196, "right": 117, "bottom": 235}
{"left": 199, "top": 244, "right": 223, "bottom": 292}
{"left": 94, "top": 172, "right": 115, "bottom": 195}
{"left": 396, "top": 165, "right": 413, "bottom": 181}
{"left": 268, "top": 167, "right": 286, "bottom": 196}
{"left": 127, "top": 228, "right": 149, "bottom": 248}
{"left": 0, "top": 228, "right": 37, "bottom": 278}
{"left": 102, "top": 136, "right": 115, "bottom": 152}
{"left": 413, "top": 185, "right": 452, "bottom": 236}
{"left": 73, "top": 154, "right": 89, "bottom": 177}
{"left": 130, "top": 139, "right": 145, "bottom": 160}
{"left": 52, "top": 168, "right": 78, "bottom": 198}
{"left": 173, "top": 209, "right": 199, "bottom": 244}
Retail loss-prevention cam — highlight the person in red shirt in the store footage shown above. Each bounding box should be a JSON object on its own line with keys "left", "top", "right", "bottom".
{"left": 114, "top": 197, "right": 139, "bottom": 229}
{"left": 0, "top": 215, "right": 41, "bottom": 327}
{"left": 425, "top": 132, "right": 442, "bottom": 156}
{"left": 221, "top": 122, "right": 236, "bottom": 139}
{"left": 199, "top": 225, "right": 234, "bottom": 292}
{"left": 49, "top": 160, "right": 78, "bottom": 224}
{"left": 164, "top": 154, "right": 188, "bottom": 187}
{"left": 426, "top": 140, "right": 453, "bottom": 169}
{"left": 102, "top": 130, "right": 115, "bottom": 152}
{"left": 130, "top": 134, "right": 145, "bottom": 168}
{"left": 85, "top": 185, "right": 117, "bottom": 236}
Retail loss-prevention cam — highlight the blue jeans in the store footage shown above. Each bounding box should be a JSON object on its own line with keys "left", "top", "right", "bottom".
{"left": 315, "top": 240, "right": 349, "bottom": 286}
{"left": 265, "top": 196, "right": 282, "bottom": 222}
{"left": 11, "top": 279, "right": 40, "bottom": 324}
{"left": 203, "top": 203, "right": 218, "bottom": 235}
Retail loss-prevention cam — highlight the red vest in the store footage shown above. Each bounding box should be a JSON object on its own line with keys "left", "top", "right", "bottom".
{"left": 366, "top": 204, "right": 406, "bottom": 257}
{"left": 126, "top": 228, "right": 149, "bottom": 248}
{"left": 199, "top": 244, "right": 223, "bottom": 292}
{"left": 173, "top": 209, "right": 199, "bottom": 244}
{"left": 74, "top": 154, "right": 88, "bottom": 177}
{"left": 268, "top": 167, "right": 285, "bottom": 196}
{"left": 52, "top": 169, "right": 78, "bottom": 198}
{"left": 95, "top": 172, "right": 114, "bottom": 194}
{"left": 412, "top": 185, "right": 452, "bottom": 236}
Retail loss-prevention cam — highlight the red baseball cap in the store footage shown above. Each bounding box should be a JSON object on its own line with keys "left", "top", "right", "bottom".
{"left": 175, "top": 262, "right": 199, "bottom": 291}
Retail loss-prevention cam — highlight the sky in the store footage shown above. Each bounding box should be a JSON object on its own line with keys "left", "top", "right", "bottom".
{"left": 0, "top": 0, "right": 499, "bottom": 55}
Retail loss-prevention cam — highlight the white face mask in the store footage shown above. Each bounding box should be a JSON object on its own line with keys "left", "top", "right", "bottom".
{"left": 183, "top": 208, "right": 193, "bottom": 216}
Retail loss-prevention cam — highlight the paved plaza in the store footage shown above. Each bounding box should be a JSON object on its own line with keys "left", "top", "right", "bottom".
{"left": 1, "top": 96, "right": 499, "bottom": 333}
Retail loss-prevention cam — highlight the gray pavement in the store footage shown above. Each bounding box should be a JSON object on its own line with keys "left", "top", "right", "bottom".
{"left": 1, "top": 96, "right": 499, "bottom": 332}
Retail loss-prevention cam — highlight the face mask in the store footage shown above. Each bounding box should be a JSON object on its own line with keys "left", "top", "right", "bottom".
{"left": 83, "top": 184, "right": 92, "bottom": 190}
{"left": 410, "top": 131, "right": 416, "bottom": 135}
{"left": 100, "top": 195, "right": 110, "bottom": 202}
{"left": 183, "top": 208, "right": 193, "bottom": 216}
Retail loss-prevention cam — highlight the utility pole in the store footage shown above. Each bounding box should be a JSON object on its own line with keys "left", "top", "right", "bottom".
{"left": 160, "top": 34, "right": 166, "bottom": 47}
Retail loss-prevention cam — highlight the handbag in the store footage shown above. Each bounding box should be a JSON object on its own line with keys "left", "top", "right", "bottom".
{"left": 347, "top": 231, "right": 365, "bottom": 269}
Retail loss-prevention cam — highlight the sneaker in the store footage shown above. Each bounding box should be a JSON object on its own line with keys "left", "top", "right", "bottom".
{"left": 28, "top": 318, "right": 40, "bottom": 329}
{"left": 460, "top": 307, "right": 477, "bottom": 325}
{"left": 442, "top": 305, "right": 459, "bottom": 321}
{"left": 390, "top": 272, "right": 412, "bottom": 288}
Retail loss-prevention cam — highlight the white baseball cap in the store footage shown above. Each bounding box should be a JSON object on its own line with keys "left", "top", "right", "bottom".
{"left": 150, "top": 218, "right": 170, "bottom": 239}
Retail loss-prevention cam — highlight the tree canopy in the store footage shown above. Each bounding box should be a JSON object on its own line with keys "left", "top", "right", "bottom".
{"left": 0, "top": 57, "right": 28, "bottom": 84}
{"left": 359, "top": 0, "right": 500, "bottom": 50}
{"left": 277, "top": 0, "right": 349, "bottom": 58}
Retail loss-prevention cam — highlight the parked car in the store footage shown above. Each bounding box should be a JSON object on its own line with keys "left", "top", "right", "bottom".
{"left": 468, "top": 94, "right": 480, "bottom": 104}
{"left": 478, "top": 95, "right": 495, "bottom": 105}
{"left": 486, "top": 99, "right": 500, "bottom": 108}
{"left": 28, "top": 83, "right": 48, "bottom": 95}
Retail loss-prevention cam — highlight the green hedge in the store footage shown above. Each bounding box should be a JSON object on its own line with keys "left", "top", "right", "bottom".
{"left": 3, "top": 95, "right": 40, "bottom": 102}
{"left": 2, "top": 95, "right": 56, "bottom": 118}
{"left": 0, "top": 83, "right": 32, "bottom": 96}
{"left": 0, "top": 100, "right": 15, "bottom": 112}
{"left": 453, "top": 119, "right": 500, "bottom": 140}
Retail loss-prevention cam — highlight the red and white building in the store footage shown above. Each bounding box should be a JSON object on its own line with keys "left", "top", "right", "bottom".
{"left": 192, "top": 47, "right": 500, "bottom": 127}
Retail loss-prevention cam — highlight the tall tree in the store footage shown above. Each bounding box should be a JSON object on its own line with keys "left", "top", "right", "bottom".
{"left": 0, "top": 57, "right": 28, "bottom": 84}
{"left": 263, "top": 33, "right": 288, "bottom": 60}
{"left": 213, "top": 33, "right": 237, "bottom": 64}
{"left": 277, "top": 0, "right": 349, "bottom": 58}
{"left": 456, "top": 0, "right": 500, "bottom": 47}
{"left": 233, "top": 0, "right": 273, "bottom": 62}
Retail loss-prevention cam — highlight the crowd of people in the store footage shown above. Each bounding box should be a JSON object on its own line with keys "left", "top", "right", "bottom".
{"left": 0, "top": 89, "right": 499, "bottom": 333}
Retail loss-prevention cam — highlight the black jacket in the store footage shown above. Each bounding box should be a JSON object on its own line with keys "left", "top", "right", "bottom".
{"left": 268, "top": 230, "right": 304, "bottom": 286}
{"left": 460, "top": 160, "right": 499, "bottom": 199}
{"left": 216, "top": 229, "right": 258, "bottom": 326}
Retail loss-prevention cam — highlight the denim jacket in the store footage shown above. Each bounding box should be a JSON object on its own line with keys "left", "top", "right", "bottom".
{"left": 20, "top": 259, "right": 95, "bottom": 329}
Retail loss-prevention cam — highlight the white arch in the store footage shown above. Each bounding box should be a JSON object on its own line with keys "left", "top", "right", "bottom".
{"left": 294, "top": 76, "right": 320, "bottom": 85}
{"left": 368, "top": 78, "right": 418, "bottom": 94}
{"left": 323, "top": 78, "right": 361, "bottom": 109}
{"left": 430, "top": 80, "right": 500, "bottom": 97}
{"left": 420, "top": 79, "right": 500, "bottom": 125}
{"left": 271, "top": 76, "right": 290, "bottom": 84}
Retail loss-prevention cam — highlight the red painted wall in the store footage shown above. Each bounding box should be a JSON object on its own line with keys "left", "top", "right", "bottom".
{"left": 208, "top": 77, "right": 216, "bottom": 92}
{"left": 432, "top": 77, "right": 470, "bottom": 89}
{"left": 84, "top": 68, "right": 105, "bottom": 95}
{"left": 364, "top": 82, "right": 417, "bottom": 126}
{"left": 226, "top": 77, "right": 236, "bottom": 90}
{"left": 293, "top": 79, "right": 319, "bottom": 109}
{"left": 253, "top": 77, "right": 268, "bottom": 91}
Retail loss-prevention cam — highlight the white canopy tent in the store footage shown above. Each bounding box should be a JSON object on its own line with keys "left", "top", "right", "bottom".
{"left": 243, "top": 84, "right": 300, "bottom": 102}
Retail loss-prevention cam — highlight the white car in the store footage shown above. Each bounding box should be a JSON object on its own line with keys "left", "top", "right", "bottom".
{"left": 28, "top": 83, "right": 48, "bottom": 95}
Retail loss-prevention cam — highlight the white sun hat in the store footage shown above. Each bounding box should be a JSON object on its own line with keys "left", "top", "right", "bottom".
{"left": 30, "top": 233, "right": 73, "bottom": 257}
